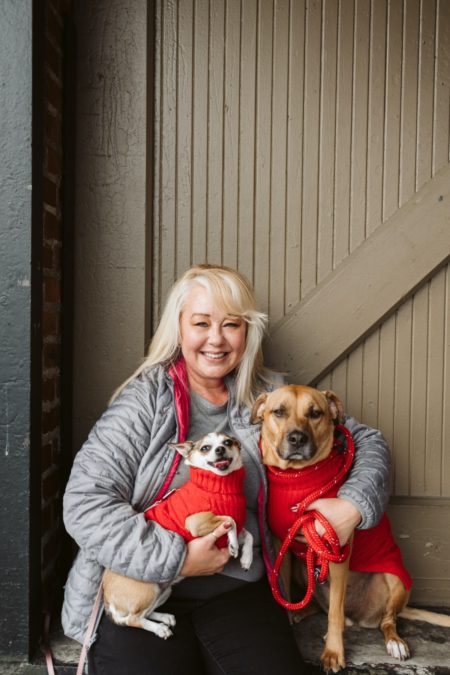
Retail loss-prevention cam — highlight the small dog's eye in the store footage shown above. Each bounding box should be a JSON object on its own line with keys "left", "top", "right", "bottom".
{"left": 223, "top": 439, "right": 233, "bottom": 446}
{"left": 200, "top": 445, "right": 211, "bottom": 453}
{"left": 309, "top": 409, "right": 323, "bottom": 419}
{"left": 272, "top": 408, "right": 285, "bottom": 418}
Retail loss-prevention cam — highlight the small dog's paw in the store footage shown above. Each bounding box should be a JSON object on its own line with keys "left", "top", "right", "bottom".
{"left": 240, "top": 552, "right": 253, "bottom": 570}
{"left": 386, "top": 638, "right": 410, "bottom": 661}
{"left": 155, "top": 624, "right": 173, "bottom": 639}
{"left": 228, "top": 542, "right": 239, "bottom": 558}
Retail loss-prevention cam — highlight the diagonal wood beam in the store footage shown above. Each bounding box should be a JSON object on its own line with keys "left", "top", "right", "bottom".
{"left": 265, "top": 164, "right": 450, "bottom": 384}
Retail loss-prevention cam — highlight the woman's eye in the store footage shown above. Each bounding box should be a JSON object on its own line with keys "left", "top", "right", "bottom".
{"left": 224, "top": 322, "right": 241, "bottom": 328}
{"left": 195, "top": 322, "right": 209, "bottom": 327}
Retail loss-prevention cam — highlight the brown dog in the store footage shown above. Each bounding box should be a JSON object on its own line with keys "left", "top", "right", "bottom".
{"left": 252, "top": 385, "right": 450, "bottom": 672}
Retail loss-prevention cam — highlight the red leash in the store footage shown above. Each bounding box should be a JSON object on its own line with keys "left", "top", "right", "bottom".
{"left": 269, "top": 425, "right": 355, "bottom": 611}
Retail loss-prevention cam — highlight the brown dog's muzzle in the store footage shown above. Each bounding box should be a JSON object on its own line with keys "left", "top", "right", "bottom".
{"left": 280, "top": 428, "right": 317, "bottom": 461}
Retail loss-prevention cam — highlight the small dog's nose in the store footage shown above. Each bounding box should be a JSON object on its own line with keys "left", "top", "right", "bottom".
{"left": 287, "top": 430, "right": 308, "bottom": 448}
{"left": 215, "top": 445, "right": 226, "bottom": 457}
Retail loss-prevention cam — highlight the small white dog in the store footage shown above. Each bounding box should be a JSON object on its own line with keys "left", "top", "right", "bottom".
{"left": 103, "top": 432, "right": 253, "bottom": 638}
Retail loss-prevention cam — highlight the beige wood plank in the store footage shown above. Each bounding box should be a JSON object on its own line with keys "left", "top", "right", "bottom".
{"left": 222, "top": 0, "right": 240, "bottom": 270}
{"left": 399, "top": 0, "right": 420, "bottom": 208}
{"left": 152, "top": 0, "right": 162, "bottom": 329}
{"left": 387, "top": 499, "right": 450, "bottom": 606}
{"left": 361, "top": 329, "right": 379, "bottom": 429}
{"left": 443, "top": 264, "right": 450, "bottom": 497}
{"left": 315, "top": 373, "right": 332, "bottom": 391}
{"left": 317, "top": 0, "right": 338, "bottom": 283}
{"left": 426, "top": 268, "right": 446, "bottom": 496}
{"left": 237, "top": 0, "right": 257, "bottom": 285}
{"left": 393, "top": 301, "right": 412, "bottom": 496}
{"left": 346, "top": 344, "right": 363, "bottom": 421}
{"left": 269, "top": 0, "right": 289, "bottom": 322}
{"left": 176, "top": 0, "right": 194, "bottom": 277}
{"left": 382, "top": 0, "right": 402, "bottom": 220}
{"left": 350, "top": 0, "right": 370, "bottom": 252}
{"left": 285, "top": 0, "right": 305, "bottom": 311}
{"left": 432, "top": 0, "right": 450, "bottom": 174}
{"left": 254, "top": 0, "right": 274, "bottom": 312}
{"left": 333, "top": 0, "right": 354, "bottom": 268}
{"left": 366, "top": 0, "right": 387, "bottom": 235}
{"left": 301, "top": 0, "right": 321, "bottom": 297}
{"left": 191, "top": 0, "right": 209, "bottom": 264}
{"left": 207, "top": 0, "right": 225, "bottom": 263}
{"left": 416, "top": 0, "right": 436, "bottom": 190}
{"left": 265, "top": 163, "right": 450, "bottom": 384}
{"left": 410, "top": 284, "right": 429, "bottom": 496}
{"left": 330, "top": 358, "right": 348, "bottom": 409}
{"left": 159, "top": 0, "right": 178, "bottom": 304}
{"left": 378, "top": 313, "right": 396, "bottom": 452}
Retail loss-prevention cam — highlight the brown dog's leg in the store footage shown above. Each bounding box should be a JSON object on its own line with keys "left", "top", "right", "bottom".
{"left": 321, "top": 560, "right": 348, "bottom": 673}
{"left": 379, "top": 573, "right": 410, "bottom": 660}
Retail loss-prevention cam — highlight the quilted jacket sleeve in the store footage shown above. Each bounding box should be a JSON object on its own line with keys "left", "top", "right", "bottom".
{"left": 338, "top": 415, "right": 391, "bottom": 529}
{"left": 63, "top": 375, "right": 186, "bottom": 585}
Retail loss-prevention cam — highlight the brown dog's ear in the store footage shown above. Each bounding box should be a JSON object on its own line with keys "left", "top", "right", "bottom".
{"left": 168, "top": 441, "right": 195, "bottom": 458}
{"left": 321, "top": 390, "right": 345, "bottom": 423}
{"left": 251, "top": 393, "right": 268, "bottom": 424}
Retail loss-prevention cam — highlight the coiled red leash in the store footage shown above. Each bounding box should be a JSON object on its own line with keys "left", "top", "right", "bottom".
{"left": 269, "top": 425, "right": 355, "bottom": 611}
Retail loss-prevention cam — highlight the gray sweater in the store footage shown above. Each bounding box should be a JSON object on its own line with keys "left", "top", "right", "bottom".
{"left": 62, "top": 364, "right": 391, "bottom": 643}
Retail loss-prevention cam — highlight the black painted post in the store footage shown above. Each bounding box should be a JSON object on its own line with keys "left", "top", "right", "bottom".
{"left": 0, "top": 1, "right": 37, "bottom": 661}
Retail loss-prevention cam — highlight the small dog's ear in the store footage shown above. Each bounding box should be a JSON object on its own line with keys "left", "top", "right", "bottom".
{"left": 321, "top": 390, "right": 345, "bottom": 423}
{"left": 168, "top": 441, "right": 195, "bottom": 458}
{"left": 251, "top": 393, "right": 268, "bottom": 424}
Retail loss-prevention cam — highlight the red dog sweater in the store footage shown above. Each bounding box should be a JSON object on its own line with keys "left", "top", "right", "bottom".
{"left": 145, "top": 466, "right": 246, "bottom": 548}
{"left": 266, "top": 433, "right": 412, "bottom": 591}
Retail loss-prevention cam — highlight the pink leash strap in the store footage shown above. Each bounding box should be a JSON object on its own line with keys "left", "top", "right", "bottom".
{"left": 76, "top": 582, "right": 104, "bottom": 675}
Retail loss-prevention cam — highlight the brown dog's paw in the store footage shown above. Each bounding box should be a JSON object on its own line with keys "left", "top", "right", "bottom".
{"left": 320, "top": 648, "right": 346, "bottom": 673}
{"left": 385, "top": 637, "right": 410, "bottom": 661}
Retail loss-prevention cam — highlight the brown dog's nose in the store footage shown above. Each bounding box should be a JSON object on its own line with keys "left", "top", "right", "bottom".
{"left": 287, "top": 430, "right": 309, "bottom": 448}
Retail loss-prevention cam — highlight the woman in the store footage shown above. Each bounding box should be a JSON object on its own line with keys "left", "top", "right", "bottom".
{"left": 62, "top": 264, "right": 390, "bottom": 674}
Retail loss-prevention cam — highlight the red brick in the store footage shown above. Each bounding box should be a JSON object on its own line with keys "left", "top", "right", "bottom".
{"left": 42, "top": 309, "right": 60, "bottom": 337}
{"left": 44, "top": 210, "right": 61, "bottom": 241}
{"left": 45, "top": 110, "right": 60, "bottom": 145}
{"left": 42, "top": 378, "right": 56, "bottom": 403}
{"left": 42, "top": 244, "right": 54, "bottom": 270}
{"left": 41, "top": 443, "right": 53, "bottom": 472}
{"left": 42, "top": 407, "right": 60, "bottom": 435}
{"left": 45, "top": 70, "right": 63, "bottom": 111}
{"left": 45, "top": 36, "right": 61, "bottom": 79}
{"left": 43, "top": 176, "right": 58, "bottom": 209}
{"left": 43, "top": 275, "right": 61, "bottom": 304}
{"left": 46, "top": 145, "right": 62, "bottom": 177}
{"left": 42, "top": 468, "right": 59, "bottom": 502}
{"left": 46, "top": 5, "right": 63, "bottom": 46}
{"left": 43, "top": 342, "right": 61, "bottom": 370}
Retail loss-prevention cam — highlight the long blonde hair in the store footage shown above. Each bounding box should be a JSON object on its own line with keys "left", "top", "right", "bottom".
{"left": 112, "top": 264, "right": 271, "bottom": 407}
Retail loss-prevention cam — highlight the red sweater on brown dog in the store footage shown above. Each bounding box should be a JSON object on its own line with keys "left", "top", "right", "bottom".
{"left": 266, "top": 434, "right": 412, "bottom": 591}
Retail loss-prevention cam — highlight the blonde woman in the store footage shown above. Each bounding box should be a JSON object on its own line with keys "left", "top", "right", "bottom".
{"left": 62, "top": 264, "right": 390, "bottom": 675}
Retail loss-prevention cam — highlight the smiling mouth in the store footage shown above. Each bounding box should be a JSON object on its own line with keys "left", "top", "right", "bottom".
{"left": 201, "top": 352, "right": 228, "bottom": 360}
{"left": 208, "top": 458, "right": 232, "bottom": 471}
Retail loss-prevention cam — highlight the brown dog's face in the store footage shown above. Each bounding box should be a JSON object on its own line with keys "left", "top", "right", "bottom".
{"left": 251, "top": 385, "right": 344, "bottom": 469}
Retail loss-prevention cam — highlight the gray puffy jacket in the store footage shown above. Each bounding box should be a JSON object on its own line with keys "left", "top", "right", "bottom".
{"left": 62, "top": 364, "right": 390, "bottom": 643}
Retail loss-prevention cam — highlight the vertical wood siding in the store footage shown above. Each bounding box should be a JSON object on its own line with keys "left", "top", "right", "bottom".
{"left": 153, "top": 0, "right": 450, "bottom": 510}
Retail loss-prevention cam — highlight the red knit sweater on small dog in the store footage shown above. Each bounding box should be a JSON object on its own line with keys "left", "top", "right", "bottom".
{"left": 144, "top": 466, "right": 246, "bottom": 548}
{"left": 266, "top": 436, "right": 412, "bottom": 591}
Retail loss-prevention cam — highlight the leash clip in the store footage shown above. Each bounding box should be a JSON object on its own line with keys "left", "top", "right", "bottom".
{"left": 314, "top": 565, "right": 327, "bottom": 584}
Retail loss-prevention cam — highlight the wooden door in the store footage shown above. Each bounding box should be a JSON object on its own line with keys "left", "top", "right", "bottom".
{"left": 152, "top": 0, "right": 450, "bottom": 605}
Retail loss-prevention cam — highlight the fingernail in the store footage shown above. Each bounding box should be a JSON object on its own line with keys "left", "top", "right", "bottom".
{"left": 224, "top": 522, "right": 231, "bottom": 530}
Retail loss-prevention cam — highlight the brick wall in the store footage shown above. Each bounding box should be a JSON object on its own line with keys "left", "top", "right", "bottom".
{"left": 40, "top": 0, "right": 73, "bottom": 616}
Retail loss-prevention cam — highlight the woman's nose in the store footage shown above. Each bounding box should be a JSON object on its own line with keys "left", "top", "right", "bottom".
{"left": 208, "top": 325, "right": 225, "bottom": 344}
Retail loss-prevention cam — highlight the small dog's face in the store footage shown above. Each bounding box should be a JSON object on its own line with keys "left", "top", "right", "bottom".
{"left": 170, "top": 432, "right": 242, "bottom": 476}
{"left": 251, "top": 385, "right": 344, "bottom": 469}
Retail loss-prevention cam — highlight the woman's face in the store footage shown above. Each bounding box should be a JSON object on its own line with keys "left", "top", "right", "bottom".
{"left": 179, "top": 285, "right": 247, "bottom": 388}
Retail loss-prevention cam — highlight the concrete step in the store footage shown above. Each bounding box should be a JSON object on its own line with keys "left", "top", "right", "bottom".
{"left": 294, "top": 613, "right": 450, "bottom": 674}
{"left": 2, "top": 613, "right": 449, "bottom": 674}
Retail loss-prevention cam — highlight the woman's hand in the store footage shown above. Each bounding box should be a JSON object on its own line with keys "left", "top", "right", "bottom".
{"left": 180, "top": 521, "right": 232, "bottom": 576}
{"left": 306, "top": 497, "right": 362, "bottom": 547}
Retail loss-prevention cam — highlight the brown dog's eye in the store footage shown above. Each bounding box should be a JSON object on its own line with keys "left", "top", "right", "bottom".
{"left": 272, "top": 408, "right": 286, "bottom": 418}
{"left": 200, "top": 445, "right": 211, "bottom": 453}
{"left": 308, "top": 408, "right": 323, "bottom": 419}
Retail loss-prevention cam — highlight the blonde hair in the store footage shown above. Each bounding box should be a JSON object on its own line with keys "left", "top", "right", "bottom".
{"left": 112, "top": 264, "right": 271, "bottom": 407}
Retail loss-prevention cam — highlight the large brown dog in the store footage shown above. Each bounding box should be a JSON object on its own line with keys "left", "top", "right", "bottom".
{"left": 253, "top": 385, "right": 450, "bottom": 672}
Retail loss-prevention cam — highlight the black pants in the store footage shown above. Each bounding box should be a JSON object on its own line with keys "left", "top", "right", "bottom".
{"left": 88, "top": 579, "right": 308, "bottom": 675}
